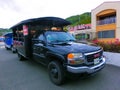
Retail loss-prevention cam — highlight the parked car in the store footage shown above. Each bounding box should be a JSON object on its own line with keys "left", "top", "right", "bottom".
{"left": 0, "top": 36, "right": 4, "bottom": 42}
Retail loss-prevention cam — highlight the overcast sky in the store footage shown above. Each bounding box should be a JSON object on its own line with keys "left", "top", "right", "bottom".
{"left": 0, "top": 0, "right": 116, "bottom": 28}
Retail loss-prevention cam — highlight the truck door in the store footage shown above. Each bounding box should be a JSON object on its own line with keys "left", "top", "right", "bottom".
{"left": 32, "top": 34, "right": 47, "bottom": 64}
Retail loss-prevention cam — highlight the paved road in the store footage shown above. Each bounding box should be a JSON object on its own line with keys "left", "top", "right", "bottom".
{"left": 0, "top": 43, "right": 120, "bottom": 90}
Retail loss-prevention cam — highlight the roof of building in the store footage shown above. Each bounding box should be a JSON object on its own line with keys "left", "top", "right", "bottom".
{"left": 91, "top": 1, "right": 120, "bottom": 11}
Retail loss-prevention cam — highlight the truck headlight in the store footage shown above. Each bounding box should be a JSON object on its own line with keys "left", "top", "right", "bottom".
{"left": 67, "top": 53, "right": 84, "bottom": 65}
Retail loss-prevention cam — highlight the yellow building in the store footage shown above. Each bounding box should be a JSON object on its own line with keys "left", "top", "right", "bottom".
{"left": 92, "top": 1, "right": 120, "bottom": 42}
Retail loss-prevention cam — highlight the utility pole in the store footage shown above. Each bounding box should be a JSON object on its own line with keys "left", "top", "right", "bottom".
{"left": 78, "top": 15, "right": 80, "bottom": 23}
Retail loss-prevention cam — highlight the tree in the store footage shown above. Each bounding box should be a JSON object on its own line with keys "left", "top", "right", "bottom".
{"left": 0, "top": 28, "right": 12, "bottom": 36}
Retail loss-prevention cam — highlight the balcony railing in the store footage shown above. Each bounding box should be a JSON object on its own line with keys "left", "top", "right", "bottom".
{"left": 97, "top": 17, "right": 116, "bottom": 25}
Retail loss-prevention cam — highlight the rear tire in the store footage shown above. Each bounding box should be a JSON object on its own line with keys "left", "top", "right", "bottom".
{"left": 5, "top": 46, "right": 9, "bottom": 50}
{"left": 11, "top": 46, "right": 16, "bottom": 53}
{"left": 48, "top": 61, "right": 65, "bottom": 85}
{"left": 17, "top": 52, "right": 25, "bottom": 61}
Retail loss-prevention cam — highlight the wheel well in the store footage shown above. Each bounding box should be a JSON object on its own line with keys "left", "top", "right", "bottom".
{"left": 47, "top": 55, "right": 64, "bottom": 65}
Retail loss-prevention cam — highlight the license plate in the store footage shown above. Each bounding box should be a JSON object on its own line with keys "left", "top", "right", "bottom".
{"left": 94, "top": 58, "right": 100, "bottom": 65}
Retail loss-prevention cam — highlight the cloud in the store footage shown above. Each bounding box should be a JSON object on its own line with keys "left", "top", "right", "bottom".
{"left": 0, "top": 0, "right": 21, "bottom": 12}
{"left": 0, "top": 0, "right": 116, "bottom": 28}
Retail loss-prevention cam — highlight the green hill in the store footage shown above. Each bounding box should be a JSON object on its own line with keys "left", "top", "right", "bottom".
{"left": 66, "top": 12, "right": 91, "bottom": 26}
{"left": 0, "top": 28, "right": 11, "bottom": 36}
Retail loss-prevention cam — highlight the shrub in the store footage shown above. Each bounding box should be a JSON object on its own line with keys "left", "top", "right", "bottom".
{"left": 92, "top": 39, "right": 120, "bottom": 53}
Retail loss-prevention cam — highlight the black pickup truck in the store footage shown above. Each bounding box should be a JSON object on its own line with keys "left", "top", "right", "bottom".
{"left": 11, "top": 17, "right": 105, "bottom": 85}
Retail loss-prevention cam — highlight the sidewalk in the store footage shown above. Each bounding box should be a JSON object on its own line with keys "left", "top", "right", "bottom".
{"left": 104, "top": 52, "right": 120, "bottom": 67}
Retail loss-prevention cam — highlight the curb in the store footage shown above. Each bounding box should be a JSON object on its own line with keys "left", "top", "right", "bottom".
{"left": 104, "top": 52, "right": 120, "bottom": 67}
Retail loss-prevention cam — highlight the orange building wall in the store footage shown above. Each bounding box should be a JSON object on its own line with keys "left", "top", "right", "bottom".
{"left": 96, "top": 23, "right": 116, "bottom": 42}
{"left": 96, "top": 24, "right": 116, "bottom": 31}
{"left": 97, "top": 9, "right": 116, "bottom": 16}
{"left": 97, "top": 38, "right": 116, "bottom": 43}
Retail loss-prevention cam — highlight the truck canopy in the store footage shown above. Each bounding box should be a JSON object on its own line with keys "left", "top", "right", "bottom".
{"left": 10, "top": 17, "right": 71, "bottom": 30}
{"left": 3, "top": 32, "right": 13, "bottom": 38}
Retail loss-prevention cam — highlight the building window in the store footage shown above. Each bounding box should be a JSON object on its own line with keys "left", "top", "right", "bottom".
{"left": 97, "top": 14, "right": 116, "bottom": 25}
{"left": 75, "top": 33, "right": 90, "bottom": 40}
{"left": 98, "top": 30, "right": 115, "bottom": 38}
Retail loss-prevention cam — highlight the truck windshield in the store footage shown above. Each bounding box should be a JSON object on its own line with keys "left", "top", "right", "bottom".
{"left": 45, "top": 31, "right": 75, "bottom": 43}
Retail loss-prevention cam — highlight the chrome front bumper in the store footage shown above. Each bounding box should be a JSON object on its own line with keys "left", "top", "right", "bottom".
{"left": 67, "top": 57, "right": 106, "bottom": 74}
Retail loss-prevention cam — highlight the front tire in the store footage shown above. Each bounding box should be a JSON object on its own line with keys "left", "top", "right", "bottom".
{"left": 48, "top": 61, "right": 65, "bottom": 85}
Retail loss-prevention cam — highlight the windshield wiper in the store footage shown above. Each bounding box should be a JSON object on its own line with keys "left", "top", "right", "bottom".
{"left": 65, "top": 39, "right": 75, "bottom": 42}
{"left": 50, "top": 40, "right": 64, "bottom": 43}
{"left": 49, "top": 40, "right": 70, "bottom": 45}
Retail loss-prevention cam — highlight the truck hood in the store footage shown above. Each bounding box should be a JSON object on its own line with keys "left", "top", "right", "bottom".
{"left": 48, "top": 42, "right": 101, "bottom": 54}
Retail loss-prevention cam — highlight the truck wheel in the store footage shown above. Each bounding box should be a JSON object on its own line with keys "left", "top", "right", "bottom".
{"left": 48, "top": 61, "right": 65, "bottom": 85}
{"left": 17, "top": 52, "right": 24, "bottom": 61}
{"left": 11, "top": 46, "right": 16, "bottom": 53}
{"left": 5, "top": 46, "right": 9, "bottom": 50}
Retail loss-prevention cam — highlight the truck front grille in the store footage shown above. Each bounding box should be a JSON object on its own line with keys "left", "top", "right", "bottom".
{"left": 85, "top": 50, "right": 103, "bottom": 65}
